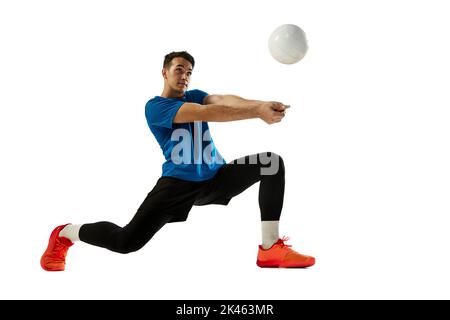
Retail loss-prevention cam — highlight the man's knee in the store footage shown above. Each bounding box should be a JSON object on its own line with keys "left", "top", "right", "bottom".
{"left": 259, "top": 151, "right": 284, "bottom": 176}
{"left": 113, "top": 238, "right": 145, "bottom": 254}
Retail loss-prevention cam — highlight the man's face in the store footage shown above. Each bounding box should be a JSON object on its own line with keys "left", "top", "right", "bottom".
{"left": 163, "top": 57, "right": 193, "bottom": 94}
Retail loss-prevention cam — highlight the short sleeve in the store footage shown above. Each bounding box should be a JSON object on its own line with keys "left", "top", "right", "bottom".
{"left": 145, "top": 99, "right": 184, "bottom": 129}
{"left": 187, "top": 89, "right": 209, "bottom": 105}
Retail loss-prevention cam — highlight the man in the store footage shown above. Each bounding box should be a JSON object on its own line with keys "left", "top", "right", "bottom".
{"left": 41, "top": 51, "right": 315, "bottom": 271}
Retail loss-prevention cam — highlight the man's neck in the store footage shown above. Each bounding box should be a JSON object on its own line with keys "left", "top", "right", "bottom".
{"left": 161, "top": 87, "right": 184, "bottom": 99}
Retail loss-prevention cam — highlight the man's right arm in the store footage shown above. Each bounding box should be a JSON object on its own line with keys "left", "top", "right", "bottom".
{"left": 173, "top": 102, "right": 289, "bottom": 125}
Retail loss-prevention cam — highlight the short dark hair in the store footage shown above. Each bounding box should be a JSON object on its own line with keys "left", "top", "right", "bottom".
{"left": 163, "top": 51, "right": 195, "bottom": 69}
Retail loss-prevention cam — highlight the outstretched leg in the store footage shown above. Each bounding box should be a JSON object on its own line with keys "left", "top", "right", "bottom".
{"left": 78, "top": 211, "right": 173, "bottom": 254}
{"left": 41, "top": 177, "right": 203, "bottom": 270}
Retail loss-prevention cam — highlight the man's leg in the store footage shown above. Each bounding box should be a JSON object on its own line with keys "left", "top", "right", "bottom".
{"left": 199, "top": 152, "right": 285, "bottom": 248}
{"left": 62, "top": 185, "right": 177, "bottom": 254}
{"left": 197, "top": 151, "right": 315, "bottom": 268}
{"left": 41, "top": 196, "right": 173, "bottom": 271}
{"left": 77, "top": 210, "right": 173, "bottom": 254}
{"left": 41, "top": 177, "right": 202, "bottom": 271}
{"left": 60, "top": 207, "right": 172, "bottom": 253}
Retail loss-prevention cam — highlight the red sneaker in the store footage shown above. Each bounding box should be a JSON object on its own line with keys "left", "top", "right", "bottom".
{"left": 40, "top": 224, "right": 73, "bottom": 271}
{"left": 257, "top": 236, "right": 315, "bottom": 268}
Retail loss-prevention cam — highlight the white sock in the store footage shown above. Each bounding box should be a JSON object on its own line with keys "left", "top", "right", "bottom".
{"left": 59, "top": 224, "right": 82, "bottom": 242}
{"left": 261, "top": 220, "right": 280, "bottom": 249}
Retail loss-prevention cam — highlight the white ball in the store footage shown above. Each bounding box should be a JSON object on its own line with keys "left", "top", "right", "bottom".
{"left": 268, "top": 24, "right": 308, "bottom": 65}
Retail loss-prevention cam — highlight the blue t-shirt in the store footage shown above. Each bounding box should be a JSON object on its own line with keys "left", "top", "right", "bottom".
{"left": 145, "top": 89, "right": 225, "bottom": 181}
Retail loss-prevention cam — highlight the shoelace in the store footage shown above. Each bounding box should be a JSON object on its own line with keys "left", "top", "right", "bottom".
{"left": 278, "top": 236, "right": 311, "bottom": 260}
{"left": 52, "top": 239, "right": 69, "bottom": 260}
{"left": 279, "top": 236, "right": 292, "bottom": 248}
{"left": 278, "top": 236, "right": 298, "bottom": 255}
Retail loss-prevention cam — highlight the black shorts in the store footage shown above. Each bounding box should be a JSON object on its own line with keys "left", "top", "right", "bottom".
{"left": 139, "top": 151, "right": 285, "bottom": 222}
{"left": 141, "top": 165, "right": 231, "bottom": 223}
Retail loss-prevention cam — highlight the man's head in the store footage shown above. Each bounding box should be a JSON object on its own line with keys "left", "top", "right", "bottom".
{"left": 161, "top": 51, "right": 195, "bottom": 97}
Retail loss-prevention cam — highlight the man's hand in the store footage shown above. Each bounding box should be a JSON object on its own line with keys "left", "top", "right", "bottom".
{"left": 257, "top": 101, "right": 290, "bottom": 124}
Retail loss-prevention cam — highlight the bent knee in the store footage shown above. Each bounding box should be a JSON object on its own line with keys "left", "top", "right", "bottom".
{"left": 116, "top": 247, "right": 139, "bottom": 254}
{"left": 113, "top": 239, "right": 145, "bottom": 254}
{"left": 259, "top": 152, "right": 284, "bottom": 176}
{"left": 260, "top": 151, "right": 284, "bottom": 162}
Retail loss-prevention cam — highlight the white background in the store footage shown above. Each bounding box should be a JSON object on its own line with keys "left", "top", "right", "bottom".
{"left": 1, "top": 0, "right": 449, "bottom": 299}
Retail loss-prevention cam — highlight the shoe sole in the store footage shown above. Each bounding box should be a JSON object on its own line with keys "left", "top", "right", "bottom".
{"left": 41, "top": 266, "right": 65, "bottom": 271}
{"left": 40, "top": 257, "right": 65, "bottom": 271}
{"left": 257, "top": 258, "right": 315, "bottom": 268}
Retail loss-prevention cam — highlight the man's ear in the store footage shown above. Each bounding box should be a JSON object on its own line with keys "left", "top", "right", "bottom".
{"left": 162, "top": 68, "right": 167, "bottom": 79}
